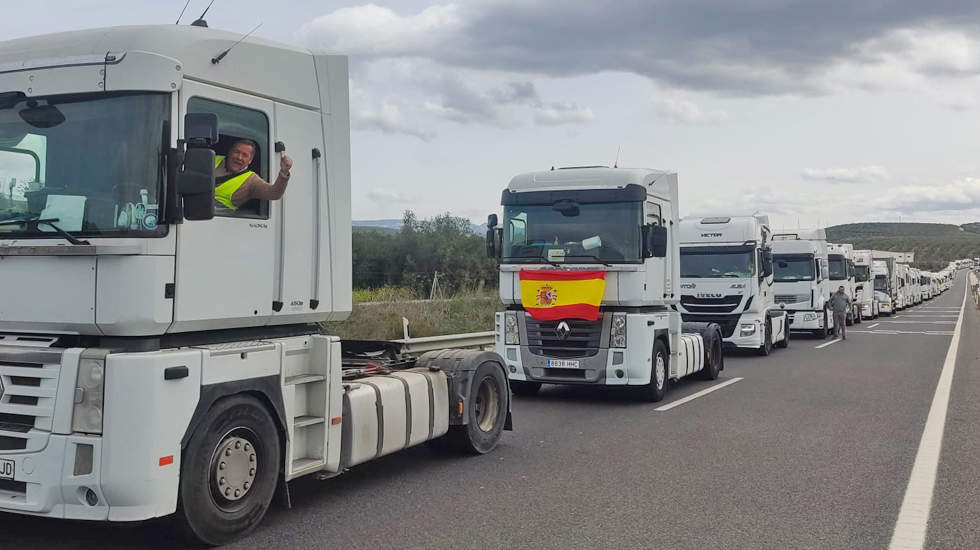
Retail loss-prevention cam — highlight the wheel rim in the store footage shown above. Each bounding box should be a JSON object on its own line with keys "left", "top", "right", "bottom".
{"left": 474, "top": 377, "right": 501, "bottom": 432}
{"left": 209, "top": 428, "right": 259, "bottom": 512}
{"left": 655, "top": 353, "right": 666, "bottom": 389}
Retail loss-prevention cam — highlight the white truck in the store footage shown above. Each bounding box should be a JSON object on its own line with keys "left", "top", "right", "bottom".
{"left": 677, "top": 215, "right": 788, "bottom": 355}
{"left": 488, "top": 167, "right": 725, "bottom": 402}
{"left": 827, "top": 243, "right": 861, "bottom": 325}
{"left": 0, "top": 25, "right": 513, "bottom": 545}
{"left": 853, "top": 250, "right": 878, "bottom": 319}
{"left": 872, "top": 260, "right": 894, "bottom": 315}
{"left": 771, "top": 229, "right": 835, "bottom": 338}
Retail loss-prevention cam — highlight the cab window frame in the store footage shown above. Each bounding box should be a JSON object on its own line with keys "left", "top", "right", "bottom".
{"left": 186, "top": 95, "right": 271, "bottom": 220}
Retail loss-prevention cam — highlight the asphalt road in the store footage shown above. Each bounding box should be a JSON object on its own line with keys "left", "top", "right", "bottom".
{"left": 0, "top": 275, "right": 974, "bottom": 549}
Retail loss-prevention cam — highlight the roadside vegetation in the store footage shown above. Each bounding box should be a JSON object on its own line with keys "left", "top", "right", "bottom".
{"left": 827, "top": 222, "right": 980, "bottom": 270}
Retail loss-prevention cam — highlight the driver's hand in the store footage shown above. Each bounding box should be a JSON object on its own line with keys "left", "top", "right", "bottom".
{"left": 280, "top": 154, "right": 293, "bottom": 174}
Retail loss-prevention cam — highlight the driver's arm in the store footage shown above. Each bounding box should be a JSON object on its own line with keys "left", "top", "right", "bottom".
{"left": 231, "top": 154, "right": 293, "bottom": 206}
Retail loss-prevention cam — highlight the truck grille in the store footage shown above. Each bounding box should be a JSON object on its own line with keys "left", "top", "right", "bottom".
{"left": 775, "top": 294, "right": 809, "bottom": 304}
{"left": 525, "top": 317, "right": 603, "bottom": 358}
{"left": 0, "top": 354, "right": 61, "bottom": 453}
{"left": 679, "top": 295, "right": 743, "bottom": 314}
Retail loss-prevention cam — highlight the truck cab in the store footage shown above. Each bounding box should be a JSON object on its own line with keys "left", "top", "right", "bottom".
{"left": 828, "top": 243, "right": 861, "bottom": 325}
{"left": 490, "top": 167, "right": 723, "bottom": 402}
{"left": 677, "top": 214, "right": 788, "bottom": 355}
{"left": 853, "top": 250, "right": 878, "bottom": 319}
{"left": 771, "top": 229, "right": 835, "bottom": 338}
{"left": 872, "top": 260, "right": 893, "bottom": 315}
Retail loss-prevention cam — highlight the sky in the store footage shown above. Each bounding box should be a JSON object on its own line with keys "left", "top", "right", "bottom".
{"left": 5, "top": 1, "right": 980, "bottom": 228}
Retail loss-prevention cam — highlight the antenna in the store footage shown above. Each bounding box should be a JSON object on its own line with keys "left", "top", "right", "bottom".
{"left": 175, "top": 0, "right": 192, "bottom": 24}
{"left": 212, "top": 23, "right": 262, "bottom": 64}
{"left": 191, "top": 0, "right": 216, "bottom": 27}
{"left": 613, "top": 145, "right": 621, "bottom": 168}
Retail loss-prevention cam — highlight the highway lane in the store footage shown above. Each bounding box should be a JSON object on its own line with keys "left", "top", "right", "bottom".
{"left": 0, "top": 276, "right": 971, "bottom": 549}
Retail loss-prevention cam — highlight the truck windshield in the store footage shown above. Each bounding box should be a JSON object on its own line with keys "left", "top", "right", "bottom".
{"left": 874, "top": 275, "right": 888, "bottom": 291}
{"left": 680, "top": 247, "right": 755, "bottom": 278}
{"left": 854, "top": 265, "right": 870, "bottom": 282}
{"left": 828, "top": 255, "right": 846, "bottom": 280}
{"left": 502, "top": 202, "right": 642, "bottom": 263}
{"left": 0, "top": 92, "right": 169, "bottom": 238}
{"left": 774, "top": 255, "right": 815, "bottom": 282}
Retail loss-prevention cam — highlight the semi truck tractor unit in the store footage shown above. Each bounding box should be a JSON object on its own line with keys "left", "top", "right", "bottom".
{"left": 771, "top": 230, "right": 835, "bottom": 338}
{"left": 488, "top": 167, "right": 724, "bottom": 402}
{"left": 853, "top": 250, "right": 879, "bottom": 319}
{"left": 827, "top": 243, "right": 861, "bottom": 325}
{"left": 677, "top": 214, "right": 788, "bottom": 355}
{"left": 0, "top": 25, "right": 512, "bottom": 545}
{"left": 872, "top": 260, "right": 894, "bottom": 315}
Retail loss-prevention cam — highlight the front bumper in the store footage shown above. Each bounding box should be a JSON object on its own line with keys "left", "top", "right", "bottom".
{"left": 786, "top": 310, "right": 825, "bottom": 330}
{"left": 880, "top": 303, "right": 893, "bottom": 313}
{"left": 0, "top": 434, "right": 108, "bottom": 520}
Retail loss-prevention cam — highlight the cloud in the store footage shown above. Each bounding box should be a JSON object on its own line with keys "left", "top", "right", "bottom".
{"left": 801, "top": 166, "right": 890, "bottom": 184}
{"left": 367, "top": 188, "right": 419, "bottom": 203}
{"left": 653, "top": 97, "right": 727, "bottom": 125}
{"left": 350, "top": 86, "right": 436, "bottom": 141}
{"left": 298, "top": 2, "right": 980, "bottom": 96}
{"left": 877, "top": 178, "right": 980, "bottom": 212}
{"left": 534, "top": 102, "right": 595, "bottom": 125}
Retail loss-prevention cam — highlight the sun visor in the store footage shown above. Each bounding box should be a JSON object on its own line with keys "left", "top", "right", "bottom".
{"left": 501, "top": 183, "right": 647, "bottom": 205}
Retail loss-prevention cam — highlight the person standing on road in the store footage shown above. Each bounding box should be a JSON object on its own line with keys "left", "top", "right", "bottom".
{"left": 829, "top": 285, "right": 851, "bottom": 340}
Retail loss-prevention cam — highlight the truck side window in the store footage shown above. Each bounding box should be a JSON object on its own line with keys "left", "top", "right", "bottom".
{"left": 186, "top": 97, "right": 270, "bottom": 219}
{"left": 646, "top": 202, "right": 663, "bottom": 226}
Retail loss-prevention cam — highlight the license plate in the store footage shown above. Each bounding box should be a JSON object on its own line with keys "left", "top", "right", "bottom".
{"left": 0, "top": 458, "right": 14, "bottom": 480}
{"left": 547, "top": 359, "right": 580, "bottom": 368}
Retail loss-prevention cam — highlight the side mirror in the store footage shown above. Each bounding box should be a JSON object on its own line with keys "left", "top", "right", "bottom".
{"left": 184, "top": 113, "right": 218, "bottom": 146}
{"left": 177, "top": 148, "right": 216, "bottom": 221}
{"left": 642, "top": 224, "right": 668, "bottom": 258}
{"left": 486, "top": 214, "right": 498, "bottom": 258}
{"left": 761, "top": 250, "right": 774, "bottom": 278}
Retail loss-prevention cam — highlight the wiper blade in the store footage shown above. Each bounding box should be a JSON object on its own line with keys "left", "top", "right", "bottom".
{"left": 562, "top": 254, "right": 612, "bottom": 267}
{"left": 0, "top": 216, "right": 89, "bottom": 245}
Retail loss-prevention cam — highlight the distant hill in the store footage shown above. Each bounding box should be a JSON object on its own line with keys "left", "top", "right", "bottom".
{"left": 354, "top": 218, "right": 485, "bottom": 235}
{"left": 825, "top": 222, "right": 980, "bottom": 270}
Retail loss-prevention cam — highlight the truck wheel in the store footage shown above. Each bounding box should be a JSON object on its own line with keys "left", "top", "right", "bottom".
{"left": 178, "top": 395, "right": 280, "bottom": 546}
{"left": 443, "top": 362, "right": 508, "bottom": 454}
{"left": 640, "top": 340, "right": 670, "bottom": 402}
{"left": 821, "top": 310, "right": 831, "bottom": 339}
{"left": 855, "top": 308, "right": 862, "bottom": 324}
{"left": 757, "top": 319, "right": 772, "bottom": 356}
{"left": 775, "top": 319, "right": 790, "bottom": 349}
{"left": 700, "top": 332, "right": 723, "bottom": 380}
{"left": 846, "top": 311, "right": 854, "bottom": 326}
{"left": 510, "top": 380, "right": 542, "bottom": 396}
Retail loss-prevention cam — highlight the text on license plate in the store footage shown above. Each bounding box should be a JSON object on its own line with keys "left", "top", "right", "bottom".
{"left": 547, "top": 359, "right": 580, "bottom": 368}
{"left": 0, "top": 458, "right": 14, "bottom": 480}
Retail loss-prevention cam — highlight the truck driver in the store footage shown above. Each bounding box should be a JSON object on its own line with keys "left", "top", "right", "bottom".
{"left": 214, "top": 139, "right": 293, "bottom": 210}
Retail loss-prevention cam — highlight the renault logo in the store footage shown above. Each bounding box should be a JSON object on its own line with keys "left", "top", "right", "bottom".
{"left": 555, "top": 321, "right": 571, "bottom": 340}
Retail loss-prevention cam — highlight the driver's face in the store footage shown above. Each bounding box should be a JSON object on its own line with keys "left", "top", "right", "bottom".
{"left": 227, "top": 143, "right": 254, "bottom": 173}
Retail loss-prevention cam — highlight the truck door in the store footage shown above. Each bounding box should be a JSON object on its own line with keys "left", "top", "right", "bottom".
{"left": 172, "top": 81, "right": 277, "bottom": 330}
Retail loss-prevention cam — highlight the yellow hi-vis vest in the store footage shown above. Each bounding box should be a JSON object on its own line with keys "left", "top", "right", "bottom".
{"left": 213, "top": 155, "right": 255, "bottom": 210}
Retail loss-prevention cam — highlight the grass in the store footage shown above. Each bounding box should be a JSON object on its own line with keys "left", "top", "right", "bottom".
{"left": 324, "top": 288, "right": 500, "bottom": 340}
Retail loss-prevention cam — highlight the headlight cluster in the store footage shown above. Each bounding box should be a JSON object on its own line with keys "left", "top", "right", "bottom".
{"left": 72, "top": 358, "right": 105, "bottom": 434}
{"left": 739, "top": 323, "right": 757, "bottom": 336}
{"left": 609, "top": 313, "right": 627, "bottom": 348}
{"left": 504, "top": 311, "right": 520, "bottom": 345}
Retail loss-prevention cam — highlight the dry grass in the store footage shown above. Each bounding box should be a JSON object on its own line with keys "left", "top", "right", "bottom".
{"left": 323, "top": 288, "right": 500, "bottom": 340}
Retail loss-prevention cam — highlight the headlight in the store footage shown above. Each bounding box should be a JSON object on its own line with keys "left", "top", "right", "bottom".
{"left": 739, "top": 323, "right": 757, "bottom": 336}
{"left": 609, "top": 313, "right": 627, "bottom": 348}
{"left": 504, "top": 311, "right": 520, "bottom": 345}
{"left": 72, "top": 358, "right": 105, "bottom": 434}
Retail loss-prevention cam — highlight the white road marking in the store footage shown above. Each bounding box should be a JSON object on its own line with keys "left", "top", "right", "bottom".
{"left": 876, "top": 320, "right": 956, "bottom": 325}
{"left": 654, "top": 377, "right": 743, "bottom": 412}
{"left": 815, "top": 338, "right": 842, "bottom": 349}
{"left": 888, "top": 279, "right": 968, "bottom": 550}
{"left": 849, "top": 330, "right": 953, "bottom": 336}
{"left": 867, "top": 323, "right": 880, "bottom": 328}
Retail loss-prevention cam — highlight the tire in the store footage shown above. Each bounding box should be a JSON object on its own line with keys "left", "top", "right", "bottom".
{"left": 821, "top": 309, "right": 831, "bottom": 339}
{"left": 700, "top": 331, "right": 723, "bottom": 380}
{"left": 757, "top": 318, "right": 772, "bottom": 356}
{"left": 509, "top": 380, "right": 542, "bottom": 396}
{"left": 640, "top": 340, "right": 670, "bottom": 402}
{"left": 855, "top": 308, "right": 862, "bottom": 324}
{"left": 442, "top": 362, "right": 508, "bottom": 454}
{"left": 178, "top": 395, "right": 281, "bottom": 546}
{"left": 775, "top": 318, "right": 790, "bottom": 349}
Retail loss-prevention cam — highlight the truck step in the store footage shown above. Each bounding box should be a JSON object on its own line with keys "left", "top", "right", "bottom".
{"left": 294, "top": 415, "right": 325, "bottom": 428}
{"left": 285, "top": 374, "right": 326, "bottom": 386}
{"left": 291, "top": 457, "right": 324, "bottom": 475}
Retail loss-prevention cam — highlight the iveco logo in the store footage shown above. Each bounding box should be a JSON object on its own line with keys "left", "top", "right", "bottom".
{"left": 555, "top": 321, "right": 571, "bottom": 341}
{"left": 697, "top": 293, "right": 723, "bottom": 298}
{"left": 701, "top": 232, "right": 723, "bottom": 237}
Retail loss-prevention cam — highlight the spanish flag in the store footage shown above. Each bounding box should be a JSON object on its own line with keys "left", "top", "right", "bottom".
{"left": 519, "top": 270, "right": 607, "bottom": 321}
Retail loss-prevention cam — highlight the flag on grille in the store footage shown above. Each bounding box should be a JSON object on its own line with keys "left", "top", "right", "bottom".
{"left": 519, "top": 269, "right": 606, "bottom": 321}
